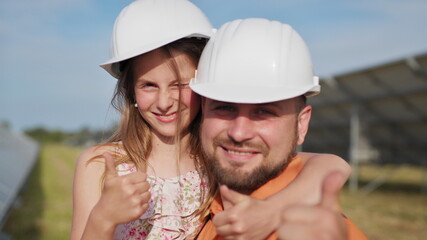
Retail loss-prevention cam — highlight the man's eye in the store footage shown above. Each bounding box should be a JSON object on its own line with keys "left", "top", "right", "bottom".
{"left": 256, "top": 109, "right": 275, "bottom": 115}
{"left": 214, "top": 105, "right": 235, "bottom": 112}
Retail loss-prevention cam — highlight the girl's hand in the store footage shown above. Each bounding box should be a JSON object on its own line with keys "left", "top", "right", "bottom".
{"left": 90, "top": 153, "right": 151, "bottom": 227}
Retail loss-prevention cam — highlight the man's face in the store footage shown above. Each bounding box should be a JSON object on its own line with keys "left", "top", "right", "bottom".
{"left": 201, "top": 97, "right": 311, "bottom": 194}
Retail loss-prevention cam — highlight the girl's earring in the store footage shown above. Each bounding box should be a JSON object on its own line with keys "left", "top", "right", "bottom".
{"left": 134, "top": 103, "right": 138, "bottom": 108}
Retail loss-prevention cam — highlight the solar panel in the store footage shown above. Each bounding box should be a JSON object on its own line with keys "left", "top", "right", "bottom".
{"left": 0, "top": 126, "right": 39, "bottom": 227}
{"left": 305, "top": 52, "right": 427, "bottom": 165}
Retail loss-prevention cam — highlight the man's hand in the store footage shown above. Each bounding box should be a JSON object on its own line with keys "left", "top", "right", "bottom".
{"left": 91, "top": 153, "right": 151, "bottom": 226}
{"left": 212, "top": 185, "right": 280, "bottom": 240}
{"left": 277, "top": 172, "right": 348, "bottom": 240}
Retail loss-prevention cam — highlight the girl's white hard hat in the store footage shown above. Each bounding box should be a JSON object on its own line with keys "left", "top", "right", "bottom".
{"left": 100, "top": 0, "right": 214, "bottom": 79}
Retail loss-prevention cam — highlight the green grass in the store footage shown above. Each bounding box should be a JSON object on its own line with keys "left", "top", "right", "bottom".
{"left": 2, "top": 143, "right": 83, "bottom": 240}
{"left": 2, "top": 145, "right": 426, "bottom": 239}
{"left": 341, "top": 164, "right": 427, "bottom": 240}
{"left": 342, "top": 189, "right": 426, "bottom": 240}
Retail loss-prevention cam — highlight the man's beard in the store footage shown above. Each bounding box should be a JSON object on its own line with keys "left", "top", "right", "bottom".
{"left": 204, "top": 130, "right": 298, "bottom": 195}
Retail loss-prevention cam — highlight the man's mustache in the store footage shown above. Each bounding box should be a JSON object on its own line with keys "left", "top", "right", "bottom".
{"left": 212, "top": 137, "right": 269, "bottom": 158}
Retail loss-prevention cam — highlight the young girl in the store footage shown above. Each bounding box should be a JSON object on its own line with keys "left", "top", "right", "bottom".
{"left": 71, "top": 1, "right": 351, "bottom": 239}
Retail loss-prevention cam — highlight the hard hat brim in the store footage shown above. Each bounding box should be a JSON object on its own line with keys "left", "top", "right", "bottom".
{"left": 100, "top": 32, "right": 212, "bottom": 79}
{"left": 190, "top": 81, "right": 320, "bottom": 104}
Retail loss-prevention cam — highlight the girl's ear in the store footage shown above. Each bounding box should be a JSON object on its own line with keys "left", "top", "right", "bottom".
{"left": 297, "top": 105, "right": 312, "bottom": 145}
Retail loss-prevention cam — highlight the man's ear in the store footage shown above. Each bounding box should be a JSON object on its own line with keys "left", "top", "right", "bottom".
{"left": 297, "top": 105, "right": 312, "bottom": 145}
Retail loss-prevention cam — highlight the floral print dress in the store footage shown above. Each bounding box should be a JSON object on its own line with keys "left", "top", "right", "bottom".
{"left": 113, "top": 163, "right": 207, "bottom": 240}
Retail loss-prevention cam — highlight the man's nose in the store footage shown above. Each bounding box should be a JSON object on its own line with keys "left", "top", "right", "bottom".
{"left": 227, "top": 115, "right": 256, "bottom": 143}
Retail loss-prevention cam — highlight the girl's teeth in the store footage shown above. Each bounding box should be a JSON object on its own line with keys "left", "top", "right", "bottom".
{"left": 159, "top": 114, "right": 175, "bottom": 119}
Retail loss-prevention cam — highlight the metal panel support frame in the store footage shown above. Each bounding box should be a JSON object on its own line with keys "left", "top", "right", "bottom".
{"left": 349, "top": 103, "right": 360, "bottom": 192}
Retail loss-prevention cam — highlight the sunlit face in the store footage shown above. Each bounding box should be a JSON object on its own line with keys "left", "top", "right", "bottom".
{"left": 132, "top": 48, "right": 200, "bottom": 141}
{"left": 200, "top": 98, "right": 311, "bottom": 193}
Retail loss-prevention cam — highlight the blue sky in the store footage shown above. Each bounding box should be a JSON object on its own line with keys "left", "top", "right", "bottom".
{"left": 1, "top": 0, "right": 427, "bottom": 132}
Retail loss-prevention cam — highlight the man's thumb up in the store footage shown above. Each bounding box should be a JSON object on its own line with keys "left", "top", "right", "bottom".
{"left": 319, "top": 171, "right": 346, "bottom": 212}
{"left": 220, "top": 185, "right": 250, "bottom": 210}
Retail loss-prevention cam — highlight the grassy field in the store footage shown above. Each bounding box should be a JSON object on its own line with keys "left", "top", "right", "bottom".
{"left": 341, "top": 164, "right": 427, "bottom": 240}
{"left": 2, "top": 144, "right": 426, "bottom": 239}
{"left": 2, "top": 143, "right": 82, "bottom": 240}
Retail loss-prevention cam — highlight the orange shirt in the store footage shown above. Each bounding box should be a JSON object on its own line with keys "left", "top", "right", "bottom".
{"left": 197, "top": 157, "right": 367, "bottom": 240}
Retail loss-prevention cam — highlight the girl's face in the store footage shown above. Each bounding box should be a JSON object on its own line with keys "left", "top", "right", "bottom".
{"left": 132, "top": 48, "right": 200, "bottom": 140}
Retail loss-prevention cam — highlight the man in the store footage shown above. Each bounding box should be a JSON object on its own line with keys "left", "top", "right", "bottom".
{"left": 190, "top": 18, "right": 367, "bottom": 240}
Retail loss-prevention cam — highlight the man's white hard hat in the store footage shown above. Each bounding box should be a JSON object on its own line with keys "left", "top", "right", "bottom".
{"left": 100, "top": 0, "right": 214, "bottom": 79}
{"left": 190, "top": 18, "right": 320, "bottom": 104}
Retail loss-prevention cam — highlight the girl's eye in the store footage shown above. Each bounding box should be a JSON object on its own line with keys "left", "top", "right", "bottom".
{"left": 143, "top": 83, "right": 156, "bottom": 88}
{"left": 180, "top": 83, "right": 190, "bottom": 88}
{"left": 172, "top": 83, "right": 189, "bottom": 89}
{"left": 136, "top": 82, "right": 156, "bottom": 89}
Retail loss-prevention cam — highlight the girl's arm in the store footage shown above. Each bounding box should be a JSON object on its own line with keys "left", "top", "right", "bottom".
{"left": 271, "top": 152, "right": 351, "bottom": 206}
{"left": 213, "top": 152, "right": 351, "bottom": 239}
{"left": 71, "top": 146, "right": 110, "bottom": 240}
{"left": 70, "top": 147, "right": 150, "bottom": 240}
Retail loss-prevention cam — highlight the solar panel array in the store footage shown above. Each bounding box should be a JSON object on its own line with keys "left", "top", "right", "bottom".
{"left": 0, "top": 126, "right": 39, "bottom": 226}
{"left": 305, "top": 52, "right": 427, "bottom": 165}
